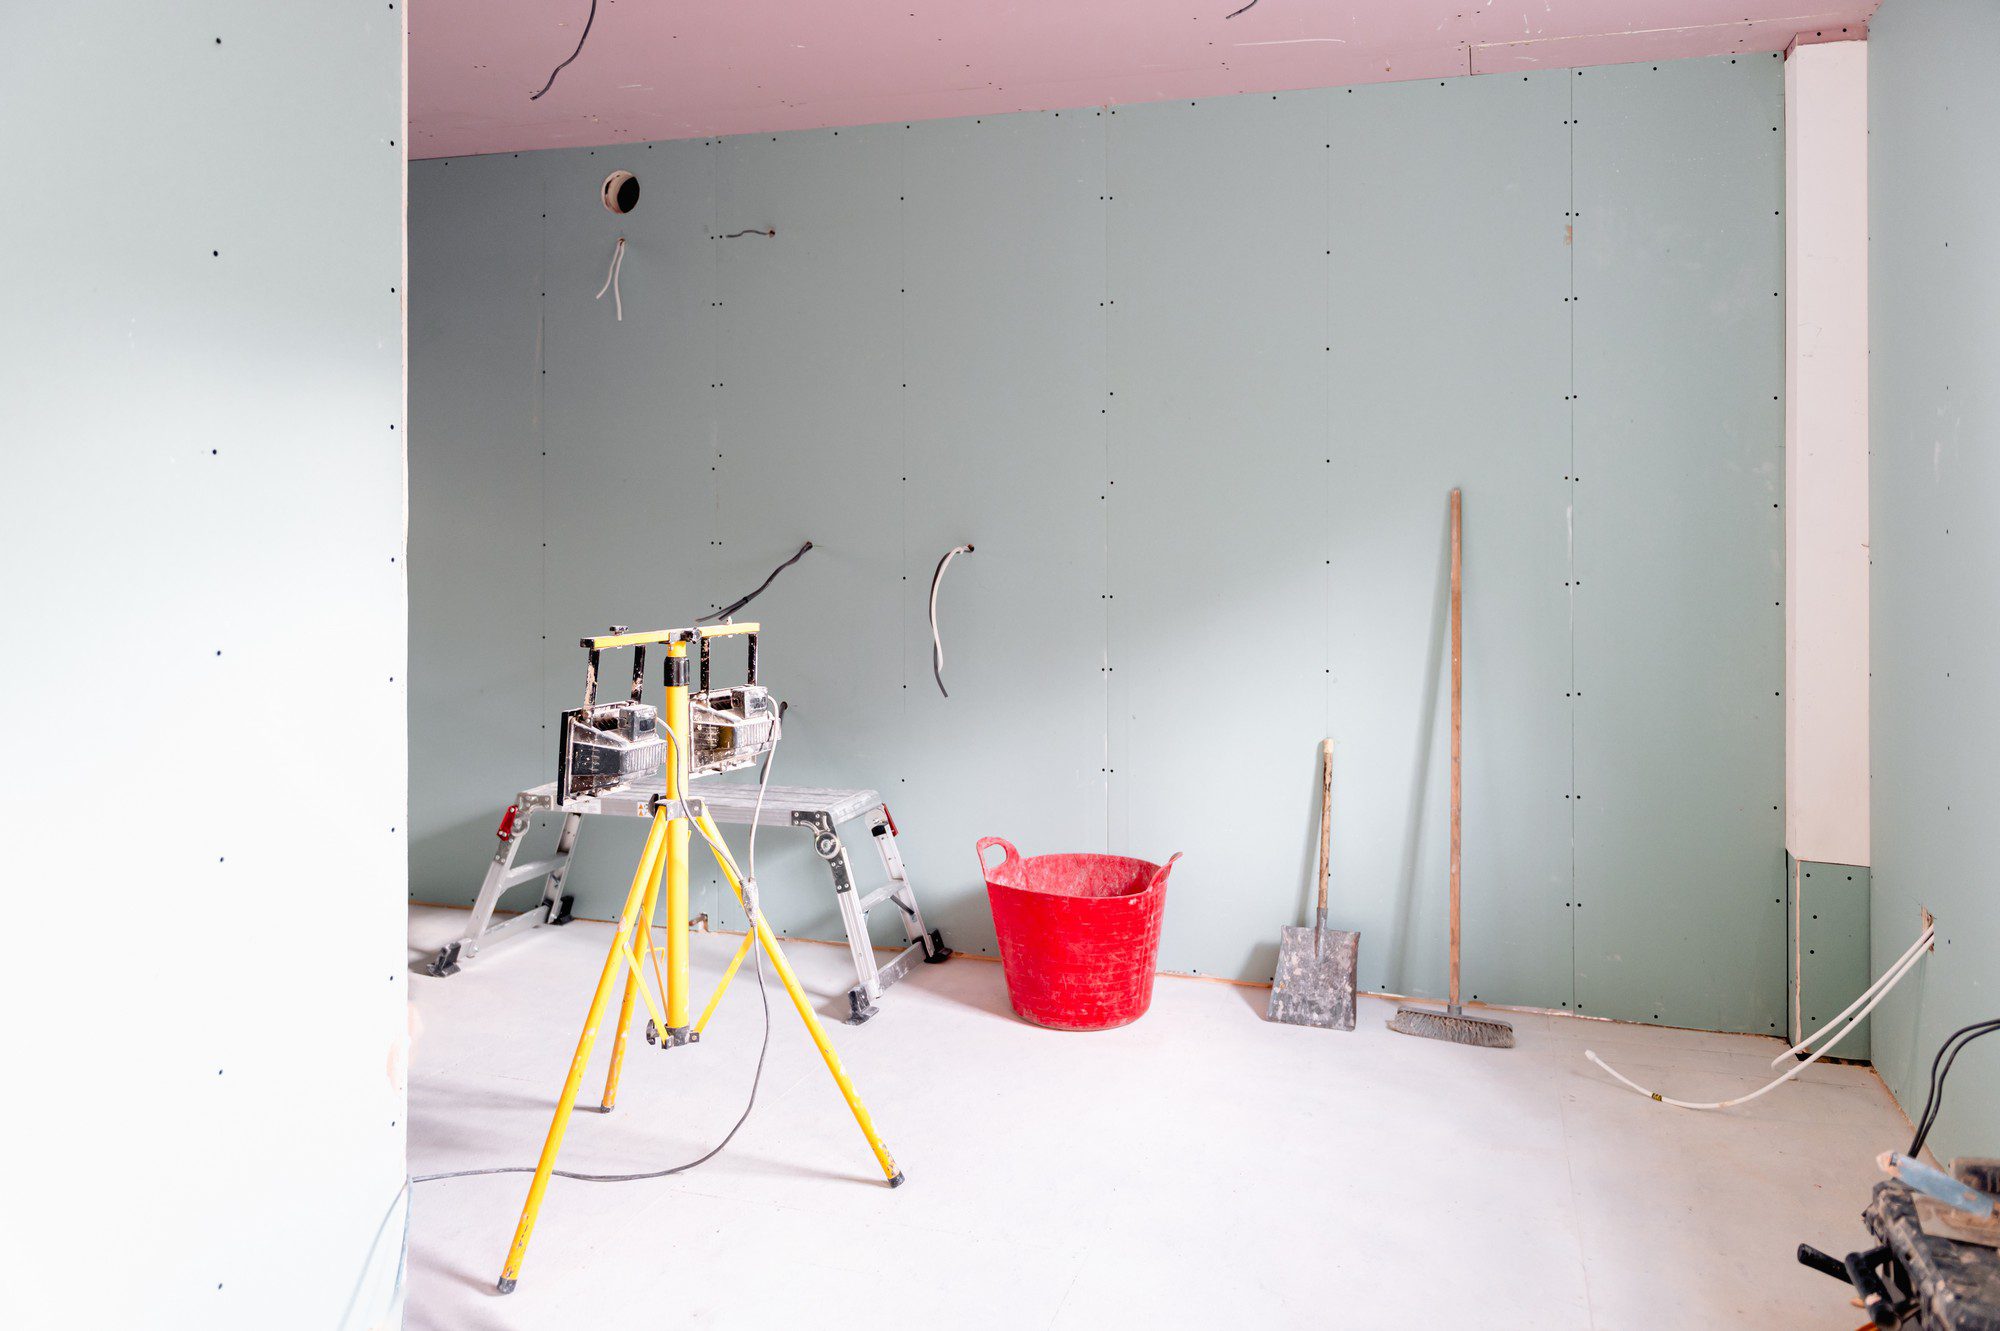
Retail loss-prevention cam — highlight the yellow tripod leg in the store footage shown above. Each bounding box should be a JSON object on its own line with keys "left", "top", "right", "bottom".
{"left": 695, "top": 931, "right": 757, "bottom": 1036}
{"left": 599, "top": 840, "right": 668, "bottom": 1111}
{"left": 694, "top": 812, "right": 904, "bottom": 1186}
{"left": 497, "top": 810, "right": 671, "bottom": 1294}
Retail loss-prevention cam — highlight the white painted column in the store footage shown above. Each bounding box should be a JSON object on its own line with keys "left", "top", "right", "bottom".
{"left": 1784, "top": 38, "right": 1870, "bottom": 867}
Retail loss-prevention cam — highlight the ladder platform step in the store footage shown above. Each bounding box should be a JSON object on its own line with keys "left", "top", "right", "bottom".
{"left": 501, "top": 857, "right": 566, "bottom": 888}
{"left": 856, "top": 883, "right": 909, "bottom": 914}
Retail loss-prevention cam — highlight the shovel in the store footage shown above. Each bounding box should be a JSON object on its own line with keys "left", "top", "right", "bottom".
{"left": 1267, "top": 739, "right": 1358, "bottom": 1030}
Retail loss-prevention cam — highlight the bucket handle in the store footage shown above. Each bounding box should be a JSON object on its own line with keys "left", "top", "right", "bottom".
{"left": 975, "top": 837, "right": 1023, "bottom": 881}
{"left": 1148, "top": 852, "right": 1183, "bottom": 891}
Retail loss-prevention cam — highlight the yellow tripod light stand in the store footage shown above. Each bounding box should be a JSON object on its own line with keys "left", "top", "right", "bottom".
{"left": 497, "top": 621, "right": 903, "bottom": 1294}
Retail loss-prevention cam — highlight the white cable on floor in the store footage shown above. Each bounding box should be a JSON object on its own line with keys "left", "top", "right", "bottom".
{"left": 595, "top": 237, "right": 626, "bottom": 321}
{"left": 1585, "top": 924, "right": 1934, "bottom": 1112}
{"left": 1767, "top": 926, "right": 1936, "bottom": 1068}
{"left": 928, "top": 543, "right": 973, "bottom": 697}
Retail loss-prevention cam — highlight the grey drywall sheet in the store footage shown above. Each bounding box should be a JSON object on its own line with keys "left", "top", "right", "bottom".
{"left": 894, "top": 111, "right": 1112, "bottom": 958}
{"left": 409, "top": 153, "right": 550, "bottom": 917}
{"left": 701, "top": 126, "right": 909, "bottom": 941}
{"left": 537, "top": 139, "right": 726, "bottom": 924}
{"left": 1, "top": 4, "right": 407, "bottom": 1325}
{"left": 1794, "top": 861, "right": 1872, "bottom": 1059}
{"left": 1571, "top": 56, "right": 1786, "bottom": 1034}
{"left": 1326, "top": 73, "right": 1576, "bottom": 1010}
{"left": 1103, "top": 90, "right": 1331, "bottom": 979}
{"left": 408, "top": 66, "right": 1788, "bottom": 1019}
{"left": 1868, "top": 0, "right": 2000, "bottom": 1163}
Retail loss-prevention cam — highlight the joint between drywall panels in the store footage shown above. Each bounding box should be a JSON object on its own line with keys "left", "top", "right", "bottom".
{"left": 1100, "top": 111, "right": 1114, "bottom": 853}
{"left": 1565, "top": 70, "right": 1580, "bottom": 1016}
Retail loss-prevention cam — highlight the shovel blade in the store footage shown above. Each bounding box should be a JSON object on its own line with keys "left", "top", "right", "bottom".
{"left": 1266, "top": 926, "right": 1359, "bottom": 1030}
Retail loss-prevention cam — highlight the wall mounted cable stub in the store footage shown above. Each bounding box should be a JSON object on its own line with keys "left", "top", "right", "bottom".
{"left": 719, "top": 228, "right": 776, "bottom": 240}
{"left": 602, "top": 171, "right": 639, "bottom": 214}
{"left": 595, "top": 237, "right": 626, "bottom": 321}
{"left": 929, "top": 544, "right": 974, "bottom": 698}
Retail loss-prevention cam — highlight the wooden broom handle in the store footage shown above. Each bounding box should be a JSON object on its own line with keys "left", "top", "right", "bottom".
{"left": 1315, "top": 739, "right": 1333, "bottom": 926}
{"left": 1449, "top": 489, "right": 1463, "bottom": 1009}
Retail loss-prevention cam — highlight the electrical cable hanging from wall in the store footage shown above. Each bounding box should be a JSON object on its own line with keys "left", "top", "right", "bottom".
{"left": 595, "top": 237, "right": 626, "bottom": 321}
{"left": 719, "top": 228, "right": 776, "bottom": 240}
{"left": 1585, "top": 921, "right": 1937, "bottom": 1112}
{"left": 929, "top": 544, "right": 974, "bottom": 698}
{"left": 529, "top": 0, "right": 598, "bottom": 100}
{"left": 1908, "top": 1016, "right": 2000, "bottom": 1156}
{"left": 699, "top": 541, "right": 814, "bottom": 623}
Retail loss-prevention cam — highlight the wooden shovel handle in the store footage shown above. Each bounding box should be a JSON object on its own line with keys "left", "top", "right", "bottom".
{"left": 1449, "top": 488, "right": 1463, "bottom": 1009}
{"left": 1316, "top": 739, "right": 1333, "bottom": 923}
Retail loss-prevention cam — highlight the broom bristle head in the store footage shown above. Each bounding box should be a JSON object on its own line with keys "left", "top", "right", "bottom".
{"left": 1387, "top": 1005, "right": 1515, "bottom": 1049}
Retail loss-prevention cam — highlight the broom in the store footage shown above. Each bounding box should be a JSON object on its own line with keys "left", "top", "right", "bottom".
{"left": 1388, "top": 490, "right": 1514, "bottom": 1049}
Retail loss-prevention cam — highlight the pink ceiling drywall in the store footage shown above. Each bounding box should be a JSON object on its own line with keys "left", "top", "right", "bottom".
{"left": 410, "top": 0, "right": 1876, "bottom": 159}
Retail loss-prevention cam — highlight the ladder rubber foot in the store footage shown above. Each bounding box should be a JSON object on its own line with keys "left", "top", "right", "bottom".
{"left": 888, "top": 1172, "right": 905, "bottom": 1189}
{"left": 496, "top": 1277, "right": 517, "bottom": 1295}
{"left": 921, "top": 929, "right": 952, "bottom": 964}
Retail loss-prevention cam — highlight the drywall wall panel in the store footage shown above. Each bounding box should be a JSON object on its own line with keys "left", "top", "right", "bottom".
{"left": 1571, "top": 55, "right": 1787, "bottom": 1034}
{"left": 1792, "top": 860, "right": 1872, "bottom": 1058}
{"left": 410, "top": 66, "right": 1786, "bottom": 1016}
{"left": 1103, "top": 91, "right": 1330, "bottom": 979}
{"left": 408, "top": 153, "right": 548, "bottom": 915}
{"left": 701, "top": 126, "right": 908, "bottom": 941}
{"left": 1783, "top": 41, "right": 1871, "bottom": 869}
{"left": 892, "top": 111, "right": 1111, "bottom": 958}
{"left": 1325, "top": 73, "right": 1575, "bottom": 1009}
{"left": 1869, "top": 0, "right": 2000, "bottom": 1164}
{"left": 0, "top": 4, "right": 407, "bottom": 1325}
{"left": 537, "top": 139, "right": 725, "bottom": 923}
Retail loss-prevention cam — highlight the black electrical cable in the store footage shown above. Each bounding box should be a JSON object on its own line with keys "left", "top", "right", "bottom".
{"left": 528, "top": 0, "right": 598, "bottom": 101}
{"left": 927, "top": 544, "right": 973, "bottom": 698}
{"left": 700, "top": 540, "right": 813, "bottom": 623}
{"left": 1908, "top": 1018, "right": 2000, "bottom": 1156}
{"left": 1224, "top": 0, "right": 1259, "bottom": 17}
{"left": 410, "top": 963, "right": 769, "bottom": 1185}
{"left": 1912, "top": 1019, "right": 2000, "bottom": 1151}
{"left": 720, "top": 229, "right": 776, "bottom": 239}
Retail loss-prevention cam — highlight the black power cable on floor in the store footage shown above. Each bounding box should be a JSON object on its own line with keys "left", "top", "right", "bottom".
{"left": 413, "top": 729, "right": 781, "bottom": 1188}
{"left": 1908, "top": 1018, "right": 2000, "bottom": 1157}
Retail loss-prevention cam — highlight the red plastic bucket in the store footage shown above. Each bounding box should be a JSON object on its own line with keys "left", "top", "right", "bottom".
{"left": 977, "top": 837, "right": 1181, "bottom": 1031}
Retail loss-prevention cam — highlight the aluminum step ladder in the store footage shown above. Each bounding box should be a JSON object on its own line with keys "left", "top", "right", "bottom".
{"left": 426, "top": 803, "right": 582, "bottom": 977}
{"left": 428, "top": 778, "right": 949, "bottom": 1022}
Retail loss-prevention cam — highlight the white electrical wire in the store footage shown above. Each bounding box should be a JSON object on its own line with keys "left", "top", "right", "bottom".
{"left": 1767, "top": 926, "right": 1937, "bottom": 1067}
{"left": 1586, "top": 924, "right": 1935, "bottom": 1112}
{"left": 928, "top": 543, "right": 973, "bottom": 697}
{"left": 595, "top": 237, "right": 626, "bottom": 321}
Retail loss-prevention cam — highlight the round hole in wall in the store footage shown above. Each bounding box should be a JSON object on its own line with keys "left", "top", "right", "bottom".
{"left": 602, "top": 171, "right": 640, "bottom": 215}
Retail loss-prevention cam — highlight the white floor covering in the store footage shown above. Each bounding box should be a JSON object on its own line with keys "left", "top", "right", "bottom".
{"left": 406, "top": 904, "right": 1910, "bottom": 1329}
